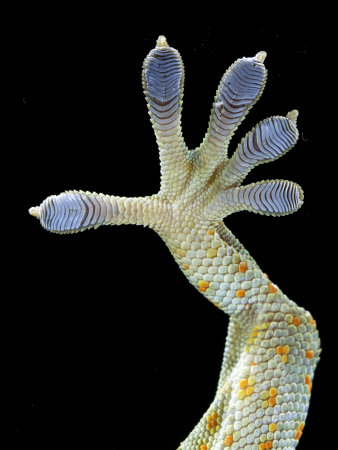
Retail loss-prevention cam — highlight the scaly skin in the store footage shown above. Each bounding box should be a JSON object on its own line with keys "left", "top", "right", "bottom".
{"left": 29, "top": 36, "right": 320, "bottom": 449}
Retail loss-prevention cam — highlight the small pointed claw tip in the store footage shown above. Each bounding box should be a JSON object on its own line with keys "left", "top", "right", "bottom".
{"left": 29, "top": 206, "right": 40, "bottom": 218}
{"left": 286, "top": 110, "right": 299, "bottom": 124}
{"left": 255, "top": 51, "right": 267, "bottom": 63}
{"left": 156, "top": 35, "right": 169, "bottom": 48}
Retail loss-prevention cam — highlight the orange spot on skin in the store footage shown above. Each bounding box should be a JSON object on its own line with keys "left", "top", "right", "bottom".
{"left": 268, "top": 397, "right": 276, "bottom": 407}
{"left": 295, "top": 430, "right": 302, "bottom": 440}
{"left": 306, "top": 350, "right": 315, "bottom": 359}
{"left": 198, "top": 280, "right": 209, "bottom": 288}
{"left": 239, "top": 261, "right": 248, "bottom": 272}
{"left": 276, "top": 346, "right": 284, "bottom": 354}
{"left": 182, "top": 264, "right": 189, "bottom": 269}
{"left": 200, "top": 445, "right": 207, "bottom": 450}
{"left": 259, "top": 443, "right": 266, "bottom": 450}
{"left": 268, "top": 282, "right": 277, "bottom": 293}
{"left": 225, "top": 435, "right": 233, "bottom": 446}
{"left": 199, "top": 287, "right": 206, "bottom": 292}
{"left": 266, "top": 442, "right": 273, "bottom": 449}
{"left": 310, "top": 319, "right": 316, "bottom": 326}
{"left": 263, "top": 273, "right": 269, "bottom": 279}
{"left": 293, "top": 317, "right": 301, "bottom": 326}
{"left": 211, "top": 412, "right": 218, "bottom": 419}
{"left": 252, "top": 362, "right": 257, "bottom": 366}
{"left": 305, "top": 375, "right": 311, "bottom": 385}
{"left": 207, "top": 229, "right": 215, "bottom": 235}
{"left": 239, "top": 379, "right": 248, "bottom": 389}
{"left": 236, "top": 289, "right": 245, "bottom": 297}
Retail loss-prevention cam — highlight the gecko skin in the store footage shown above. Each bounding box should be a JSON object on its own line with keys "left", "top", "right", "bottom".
{"left": 29, "top": 36, "right": 320, "bottom": 449}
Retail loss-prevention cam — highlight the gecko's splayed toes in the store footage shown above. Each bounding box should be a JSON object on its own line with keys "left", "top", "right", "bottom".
{"left": 30, "top": 37, "right": 320, "bottom": 449}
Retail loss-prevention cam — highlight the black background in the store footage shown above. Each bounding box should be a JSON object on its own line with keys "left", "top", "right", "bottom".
{"left": 7, "top": 6, "right": 332, "bottom": 450}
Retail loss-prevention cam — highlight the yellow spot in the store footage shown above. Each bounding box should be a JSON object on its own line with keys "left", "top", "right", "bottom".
{"left": 211, "top": 412, "right": 218, "bottom": 419}
{"left": 250, "top": 331, "right": 258, "bottom": 338}
{"left": 207, "top": 229, "right": 215, "bottom": 235}
{"left": 248, "top": 376, "right": 256, "bottom": 386}
{"left": 182, "top": 263, "right": 189, "bottom": 269}
{"left": 287, "top": 314, "right": 294, "bottom": 323}
{"left": 236, "top": 289, "right": 245, "bottom": 297}
{"left": 198, "top": 280, "right": 209, "bottom": 288}
{"left": 269, "top": 387, "right": 277, "bottom": 397}
{"left": 246, "top": 386, "right": 254, "bottom": 396}
{"left": 306, "top": 350, "right": 314, "bottom": 359}
{"left": 262, "top": 400, "right": 268, "bottom": 408}
{"left": 237, "top": 389, "right": 246, "bottom": 400}
{"left": 293, "top": 316, "right": 301, "bottom": 326}
{"left": 176, "top": 248, "right": 186, "bottom": 257}
{"left": 210, "top": 428, "right": 216, "bottom": 435}
{"left": 283, "top": 345, "right": 290, "bottom": 354}
{"left": 239, "top": 261, "right": 248, "bottom": 272}
{"left": 259, "top": 443, "right": 266, "bottom": 450}
{"left": 260, "top": 390, "right": 269, "bottom": 400}
{"left": 207, "top": 248, "right": 217, "bottom": 258}
{"left": 282, "top": 354, "right": 288, "bottom": 363}
{"left": 299, "top": 422, "right": 305, "bottom": 431}
{"left": 206, "top": 415, "right": 211, "bottom": 423}
{"left": 239, "top": 379, "right": 248, "bottom": 389}
{"left": 269, "top": 423, "right": 277, "bottom": 432}
{"left": 261, "top": 322, "right": 269, "bottom": 330}
{"left": 225, "top": 435, "right": 233, "bottom": 446}
{"left": 276, "top": 346, "right": 284, "bottom": 354}
{"left": 268, "top": 397, "right": 276, "bottom": 407}
{"left": 310, "top": 318, "right": 316, "bottom": 326}
{"left": 268, "top": 282, "right": 277, "bottom": 293}
{"left": 206, "top": 423, "right": 212, "bottom": 430}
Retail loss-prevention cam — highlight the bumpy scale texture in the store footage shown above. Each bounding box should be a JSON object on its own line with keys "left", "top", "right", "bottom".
{"left": 29, "top": 36, "right": 320, "bottom": 449}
